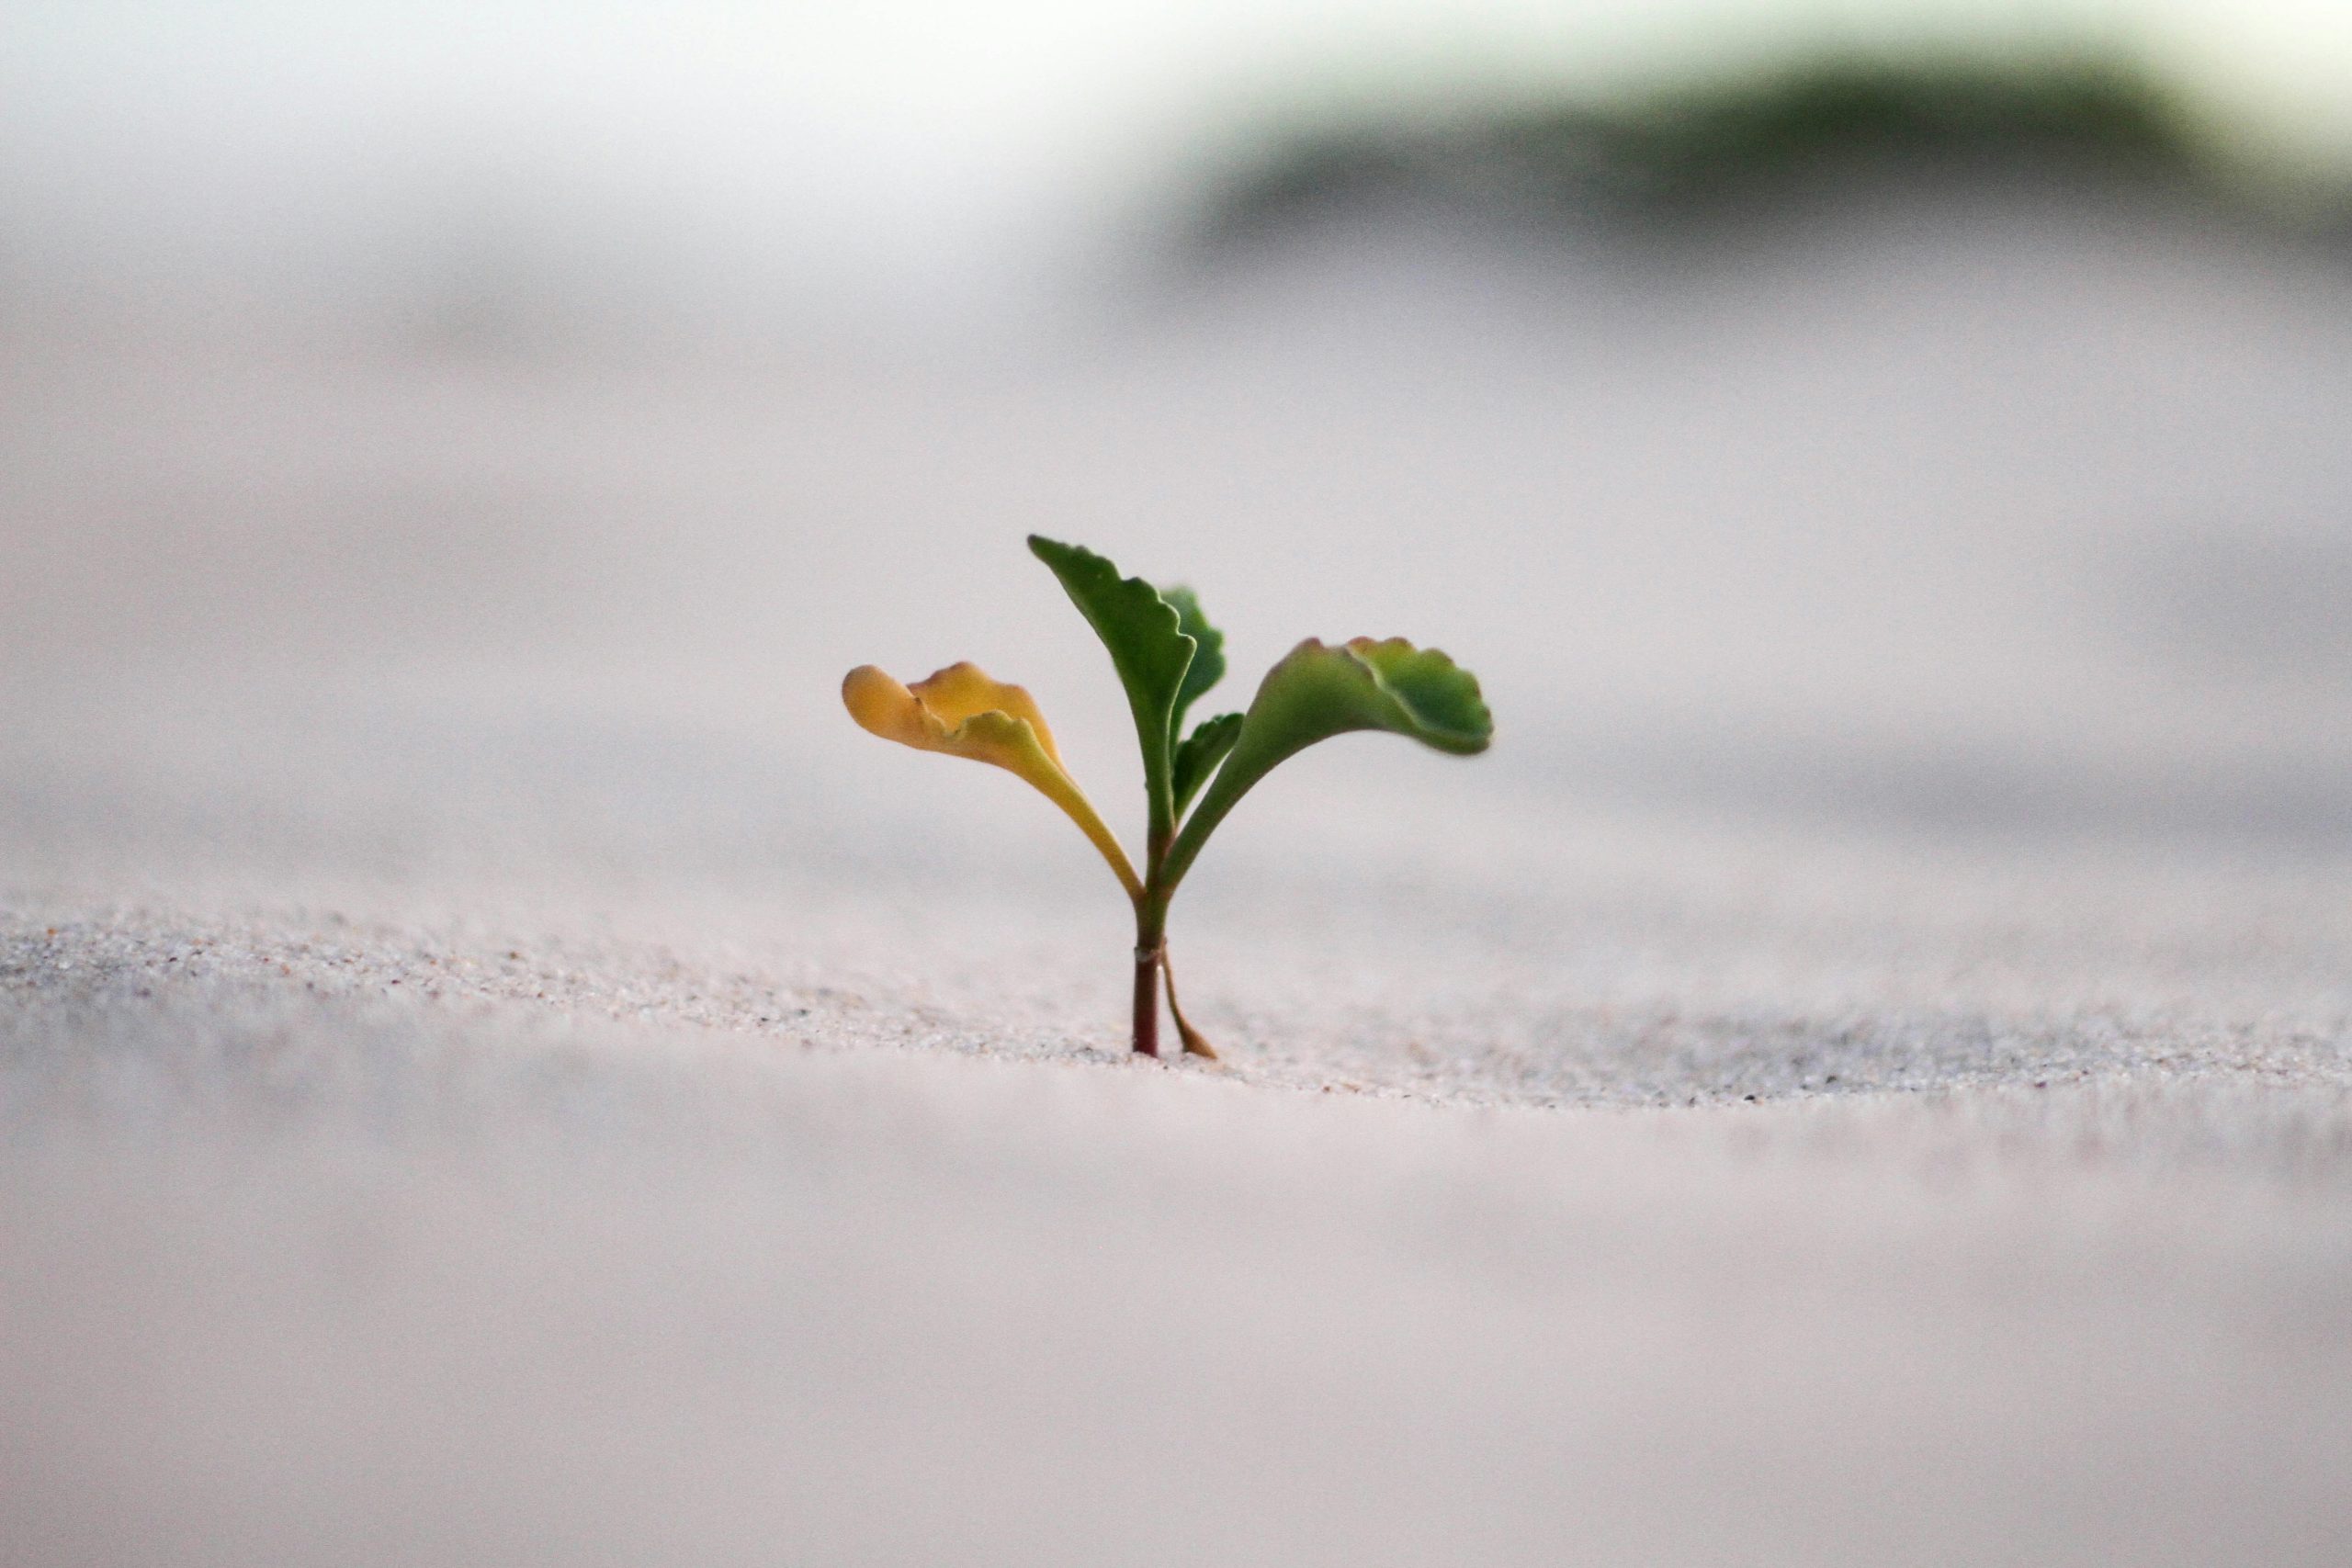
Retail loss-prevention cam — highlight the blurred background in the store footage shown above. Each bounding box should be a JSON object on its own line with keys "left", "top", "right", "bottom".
{"left": 6, "top": 0, "right": 2352, "bottom": 349}
{"left": 18, "top": 16, "right": 2352, "bottom": 1561}
{"left": 6, "top": 0, "right": 2352, "bottom": 930}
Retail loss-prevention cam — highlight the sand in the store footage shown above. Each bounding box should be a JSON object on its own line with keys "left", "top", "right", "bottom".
{"left": 6, "top": 197, "right": 2352, "bottom": 1563}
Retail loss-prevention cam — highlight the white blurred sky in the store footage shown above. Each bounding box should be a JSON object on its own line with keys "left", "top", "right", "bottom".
{"left": 5, "top": 0, "right": 2349, "bottom": 335}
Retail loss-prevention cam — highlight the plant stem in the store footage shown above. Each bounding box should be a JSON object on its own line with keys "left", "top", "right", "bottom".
{"left": 1130, "top": 936, "right": 1161, "bottom": 1058}
{"left": 1160, "top": 947, "right": 1216, "bottom": 1059}
{"left": 1130, "top": 821, "right": 1175, "bottom": 1055}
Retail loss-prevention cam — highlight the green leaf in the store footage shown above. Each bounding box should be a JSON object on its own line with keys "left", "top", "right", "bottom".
{"left": 1161, "top": 586, "right": 1226, "bottom": 734}
{"left": 1159, "top": 637, "right": 1491, "bottom": 893}
{"left": 1027, "top": 536, "right": 1196, "bottom": 839}
{"left": 1170, "top": 711, "right": 1241, "bottom": 818}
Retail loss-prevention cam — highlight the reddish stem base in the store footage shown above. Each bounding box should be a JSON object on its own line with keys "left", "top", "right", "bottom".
{"left": 1131, "top": 945, "right": 1162, "bottom": 1056}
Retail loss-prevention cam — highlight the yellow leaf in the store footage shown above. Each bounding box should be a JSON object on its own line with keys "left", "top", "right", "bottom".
{"left": 842, "top": 662, "right": 1141, "bottom": 902}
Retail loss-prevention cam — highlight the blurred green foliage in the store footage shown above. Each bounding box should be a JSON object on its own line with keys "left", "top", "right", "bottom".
{"left": 1188, "top": 54, "right": 2335, "bottom": 254}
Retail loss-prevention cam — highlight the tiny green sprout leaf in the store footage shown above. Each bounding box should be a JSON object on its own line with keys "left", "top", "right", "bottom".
{"left": 1160, "top": 637, "right": 1492, "bottom": 894}
{"left": 1026, "top": 536, "right": 1195, "bottom": 838}
{"left": 1170, "top": 711, "right": 1242, "bottom": 818}
{"left": 1162, "top": 585, "right": 1226, "bottom": 734}
{"left": 842, "top": 661, "right": 1142, "bottom": 901}
{"left": 847, "top": 539, "right": 1489, "bottom": 1060}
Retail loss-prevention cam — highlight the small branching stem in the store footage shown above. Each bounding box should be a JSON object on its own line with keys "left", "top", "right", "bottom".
{"left": 1161, "top": 949, "right": 1216, "bottom": 1059}
{"left": 1134, "top": 845, "right": 1215, "bottom": 1057}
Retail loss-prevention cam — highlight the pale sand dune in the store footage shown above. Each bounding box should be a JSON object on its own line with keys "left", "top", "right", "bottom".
{"left": 6, "top": 200, "right": 2352, "bottom": 1562}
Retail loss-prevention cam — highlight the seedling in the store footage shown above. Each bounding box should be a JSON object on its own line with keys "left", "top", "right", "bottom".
{"left": 843, "top": 536, "right": 1492, "bottom": 1058}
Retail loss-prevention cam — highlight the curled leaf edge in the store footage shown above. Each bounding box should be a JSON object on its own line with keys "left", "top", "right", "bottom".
{"left": 842, "top": 662, "right": 1144, "bottom": 902}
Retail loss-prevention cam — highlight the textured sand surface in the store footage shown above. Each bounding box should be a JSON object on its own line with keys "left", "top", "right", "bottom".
{"left": 6, "top": 198, "right": 2352, "bottom": 1563}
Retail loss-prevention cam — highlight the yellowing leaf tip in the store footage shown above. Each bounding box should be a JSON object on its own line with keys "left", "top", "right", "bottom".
{"left": 841, "top": 658, "right": 1141, "bottom": 901}
{"left": 842, "top": 664, "right": 928, "bottom": 747}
